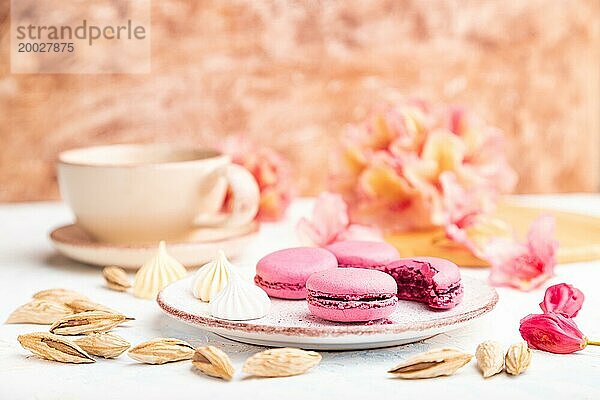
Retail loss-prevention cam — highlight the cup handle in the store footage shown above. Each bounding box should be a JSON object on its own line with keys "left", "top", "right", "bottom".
{"left": 219, "top": 164, "right": 260, "bottom": 227}
{"left": 193, "top": 164, "right": 259, "bottom": 228}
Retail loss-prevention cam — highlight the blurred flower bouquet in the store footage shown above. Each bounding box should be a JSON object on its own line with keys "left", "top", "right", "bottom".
{"left": 331, "top": 100, "right": 517, "bottom": 232}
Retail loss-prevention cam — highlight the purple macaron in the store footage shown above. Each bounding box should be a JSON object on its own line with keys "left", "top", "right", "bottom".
{"left": 254, "top": 247, "right": 338, "bottom": 299}
{"left": 306, "top": 268, "right": 398, "bottom": 322}
{"left": 325, "top": 240, "right": 400, "bottom": 269}
{"left": 381, "top": 257, "right": 464, "bottom": 309}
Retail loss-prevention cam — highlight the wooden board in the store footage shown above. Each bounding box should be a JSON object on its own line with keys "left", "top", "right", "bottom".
{"left": 385, "top": 202, "right": 600, "bottom": 267}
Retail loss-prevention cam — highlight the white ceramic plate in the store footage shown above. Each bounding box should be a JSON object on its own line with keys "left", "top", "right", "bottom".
{"left": 49, "top": 223, "right": 259, "bottom": 269}
{"left": 158, "top": 275, "right": 498, "bottom": 350}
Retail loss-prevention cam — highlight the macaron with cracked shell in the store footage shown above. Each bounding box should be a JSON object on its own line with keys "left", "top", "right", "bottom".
{"left": 382, "top": 257, "right": 464, "bottom": 309}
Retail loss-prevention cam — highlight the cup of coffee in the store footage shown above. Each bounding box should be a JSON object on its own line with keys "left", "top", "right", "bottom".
{"left": 57, "top": 144, "right": 260, "bottom": 244}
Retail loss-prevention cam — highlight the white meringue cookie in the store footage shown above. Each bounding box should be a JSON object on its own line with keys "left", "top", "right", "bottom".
{"left": 210, "top": 272, "right": 271, "bottom": 321}
{"left": 133, "top": 241, "right": 187, "bottom": 299}
{"left": 192, "top": 250, "right": 233, "bottom": 302}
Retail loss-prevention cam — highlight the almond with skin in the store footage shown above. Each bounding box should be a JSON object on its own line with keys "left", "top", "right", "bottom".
{"left": 65, "top": 299, "right": 119, "bottom": 315}
{"left": 128, "top": 338, "right": 194, "bottom": 364}
{"left": 74, "top": 333, "right": 131, "bottom": 358}
{"left": 6, "top": 299, "right": 73, "bottom": 325}
{"left": 103, "top": 266, "right": 131, "bottom": 292}
{"left": 18, "top": 332, "right": 95, "bottom": 363}
{"left": 475, "top": 341, "right": 504, "bottom": 378}
{"left": 192, "top": 346, "right": 235, "bottom": 381}
{"left": 505, "top": 342, "right": 532, "bottom": 375}
{"left": 388, "top": 348, "right": 472, "bottom": 379}
{"left": 243, "top": 348, "right": 321, "bottom": 377}
{"left": 49, "top": 311, "right": 130, "bottom": 335}
{"left": 33, "top": 288, "right": 89, "bottom": 303}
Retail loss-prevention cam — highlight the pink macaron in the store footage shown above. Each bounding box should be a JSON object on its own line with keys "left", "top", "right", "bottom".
{"left": 382, "top": 257, "right": 464, "bottom": 309}
{"left": 306, "top": 267, "right": 398, "bottom": 322}
{"left": 254, "top": 247, "right": 338, "bottom": 299}
{"left": 326, "top": 240, "right": 400, "bottom": 269}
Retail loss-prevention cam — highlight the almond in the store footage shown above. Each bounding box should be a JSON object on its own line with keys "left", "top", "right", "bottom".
{"left": 6, "top": 299, "right": 72, "bottom": 325}
{"left": 128, "top": 338, "right": 194, "bottom": 364}
{"left": 103, "top": 266, "right": 131, "bottom": 292}
{"left": 388, "top": 348, "right": 472, "bottom": 379}
{"left": 192, "top": 346, "right": 234, "bottom": 380}
{"left": 243, "top": 348, "right": 321, "bottom": 377}
{"left": 475, "top": 341, "right": 504, "bottom": 378}
{"left": 505, "top": 342, "right": 532, "bottom": 375}
{"left": 49, "top": 311, "right": 130, "bottom": 335}
{"left": 74, "top": 332, "right": 130, "bottom": 358}
{"left": 18, "top": 332, "right": 94, "bottom": 363}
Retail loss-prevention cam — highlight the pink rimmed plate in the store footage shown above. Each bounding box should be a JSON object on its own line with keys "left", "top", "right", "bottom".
{"left": 158, "top": 275, "right": 498, "bottom": 350}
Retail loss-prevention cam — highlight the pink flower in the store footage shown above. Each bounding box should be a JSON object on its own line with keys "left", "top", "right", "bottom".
{"left": 441, "top": 172, "right": 514, "bottom": 258}
{"left": 330, "top": 100, "right": 516, "bottom": 232}
{"left": 540, "top": 283, "right": 584, "bottom": 318}
{"left": 485, "top": 215, "right": 558, "bottom": 291}
{"left": 440, "top": 172, "right": 481, "bottom": 227}
{"left": 220, "top": 135, "right": 293, "bottom": 221}
{"left": 519, "top": 313, "right": 591, "bottom": 354}
{"left": 297, "top": 192, "right": 382, "bottom": 247}
{"left": 441, "top": 175, "right": 559, "bottom": 292}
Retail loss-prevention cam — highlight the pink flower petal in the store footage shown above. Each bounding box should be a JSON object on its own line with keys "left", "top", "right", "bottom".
{"left": 311, "top": 192, "right": 349, "bottom": 240}
{"left": 439, "top": 171, "right": 481, "bottom": 225}
{"left": 447, "top": 106, "right": 466, "bottom": 135}
{"left": 527, "top": 214, "right": 559, "bottom": 266}
{"left": 296, "top": 192, "right": 385, "bottom": 246}
{"left": 484, "top": 216, "right": 558, "bottom": 291}
{"left": 445, "top": 222, "right": 483, "bottom": 258}
{"left": 296, "top": 192, "right": 349, "bottom": 246}
{"left": 296, "top": 217, "right": 326, "bottom": 247}
{"left": 441, "top": 172, "right": 513, "bottom": 259}
{"left": 540, "top": 283, "right": 584, "bottom": 318}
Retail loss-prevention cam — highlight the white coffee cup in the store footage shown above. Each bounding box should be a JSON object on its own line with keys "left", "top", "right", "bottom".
{"left": 57, "top": 144, "right": 260, "bottom": 244}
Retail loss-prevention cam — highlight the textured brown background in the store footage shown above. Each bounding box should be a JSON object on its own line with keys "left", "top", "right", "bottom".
{"left": 0, "top": 0, "right": 598, "bottom": 202}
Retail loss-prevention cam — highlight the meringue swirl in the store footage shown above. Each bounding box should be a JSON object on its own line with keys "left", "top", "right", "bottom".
{"left": 133, "top": 241, "right": 187, "bottom": 299}
{"left": 210, "top": 272, "right": 271, "bottom": 321}
{"left": 192, "top": 250, "right": 233, "bottom": 302}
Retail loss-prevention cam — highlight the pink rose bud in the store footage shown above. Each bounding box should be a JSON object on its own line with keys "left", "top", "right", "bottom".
{"left": 539, "top": 283, "right": 584, "bottom": 317}
{"left": 519, "top": 313, "right": 598, "bottom": 354}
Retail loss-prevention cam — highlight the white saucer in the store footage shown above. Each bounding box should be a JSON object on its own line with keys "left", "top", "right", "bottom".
{"left": 158, "top": 276, "right": 498, "bottom": 350}
{"left": 49, "top": 222, "right": 259, "bottom": 270}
